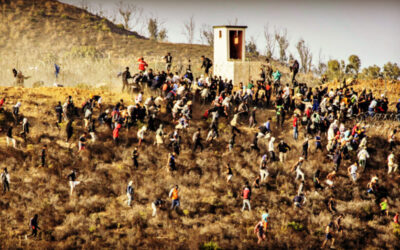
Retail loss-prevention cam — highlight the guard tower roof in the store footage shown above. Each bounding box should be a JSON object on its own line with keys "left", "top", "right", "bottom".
{"left": 213, "top": 25, "right": 248, "bottom": 29}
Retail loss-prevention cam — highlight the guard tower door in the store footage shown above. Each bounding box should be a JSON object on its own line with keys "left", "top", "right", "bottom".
{"left": 229, "top": 30, "right": 243, "bottom": 60}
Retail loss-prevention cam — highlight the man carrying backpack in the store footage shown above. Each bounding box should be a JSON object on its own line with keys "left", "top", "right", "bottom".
{"left": 254, "top": 219, "right": 266, "bottom": 245}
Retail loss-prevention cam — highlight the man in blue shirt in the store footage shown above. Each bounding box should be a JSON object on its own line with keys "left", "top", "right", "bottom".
{"left": 54, "top": 64, "right": 60, "bottom": 78}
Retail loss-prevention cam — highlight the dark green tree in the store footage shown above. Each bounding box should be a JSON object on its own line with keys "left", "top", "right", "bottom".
{"left": 383, "top": 62, "right": 400, "bottom": 80}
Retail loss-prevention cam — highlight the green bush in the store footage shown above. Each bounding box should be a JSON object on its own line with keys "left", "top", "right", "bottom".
{"left": 94, "top": 22, "right": 111, "bottom": 32}
{"left": 89, "top": 225, "right": 96, "bottom": 233}
{"left": 287, "top": 221, "right": 304, "bottom": 231}
{"left": 200, "top": 241, "right": 221, "bottom": 250}
{"left": 101, "top": 24, "right": 110, "bottom": 32}
{"left": 116, "top": 24, "right": 125, "bottom": 30}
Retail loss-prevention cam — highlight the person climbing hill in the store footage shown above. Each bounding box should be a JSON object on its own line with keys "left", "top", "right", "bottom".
{"left": 169, "top": 185, "right": 180, "bottom": 210}
{"left": 241, "top": 182, "right": 252, "bottom": 212}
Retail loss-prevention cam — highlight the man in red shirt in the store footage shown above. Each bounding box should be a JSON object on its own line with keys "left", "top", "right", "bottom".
{"left": 241, "top": 182, "right": 252, "bottom": 212}
{"left": 0, "top": 97, "right": 5, "bottom": 112}
{"left": 293, "top": 114, "right": 299, "bottom": 140}
{"left": 138, "top": 57, "right": 148, "bottom": 72}
{"left": 305, "top": 106, "right": 311, "bottom": 119}
{"left": 113, "top": 123, "right": 121, "bottom": 145}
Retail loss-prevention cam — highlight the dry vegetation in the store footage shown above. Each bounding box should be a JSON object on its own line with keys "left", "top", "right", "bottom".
{"left": 325, "top": 79, "right": 400, "bottom": 110}
{"left": 0, "top": 0, "right": 316, "bottom": 89}
{"left": 0, "top": 0, "right": 212, "bottom": 87}
{"left": 0, "top": 85, "right": 399, "bottom": 249}
{"left": 0, "top": 0, "right": 399, "bottom": 249}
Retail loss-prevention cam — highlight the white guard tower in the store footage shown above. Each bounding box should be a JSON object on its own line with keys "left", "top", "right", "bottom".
{"left": 213, "top": 25, "right": 247, "bottom": 84}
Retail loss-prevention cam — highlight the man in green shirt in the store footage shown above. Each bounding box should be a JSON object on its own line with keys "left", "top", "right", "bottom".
{"left": 247, "top": 80, "right": 254, "bottom": 90}
{"left": 380, "top": 198, "right": 388, "bottom": 216}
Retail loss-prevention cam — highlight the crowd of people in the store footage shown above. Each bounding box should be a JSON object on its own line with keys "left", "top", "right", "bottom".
{"left": 1, "top": 54, "right": 399, "bottom": 247}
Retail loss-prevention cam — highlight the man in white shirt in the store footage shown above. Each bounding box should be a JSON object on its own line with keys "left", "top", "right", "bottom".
{"left": 328, "top": 89, "right": 335, "bottom": 98}
{"left": 388, "top": 152, "right": 398, "bottom": 174}
{"left": 177, "top": 84, "right": 186, "bottom": 97}
{"left": 259, "top": 155, "right": 269, "bottom": 182}
{"left": 268, "top": 137, "right": 276, "bottom": 161}
{"left": 1, "top": 168, "right": 10, "bottom": 194}
{"left": 368, "top": 98, "right": 377, "bottom": 116}
{"left": 357, "top": 146, "right": 370, "bottom": 172}
{"left": 283, "top": 84, "right": 290, "bottom": 99}
{"left": 135, "top": 91, "right": 143, "bottom": 104}
{"left": 347, "top": 162, "right": 359, "bottom": 182}
{"left": 291, "top": 157, "right": 305, "bottom": 181}
{"left": 172, "top": 100, "right": 184, "bottom": 119}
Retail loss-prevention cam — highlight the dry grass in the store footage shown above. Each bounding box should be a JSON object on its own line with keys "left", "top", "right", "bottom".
{"left": 0, "top": 0, "right": 398, "bottom": 249}
{"left": 0, "top": 86, "right": 399, "bottom": 249}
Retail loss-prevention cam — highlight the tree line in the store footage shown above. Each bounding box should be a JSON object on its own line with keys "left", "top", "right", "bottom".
{"left": 82, "top": 0, "right": 399, "bottom": 82}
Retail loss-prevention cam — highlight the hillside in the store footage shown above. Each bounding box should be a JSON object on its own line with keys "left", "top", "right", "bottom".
{"left": 0, "top": 0, "right": 212, "bottom": 56}
{"left": 0, "top": 86, "right": 399, "bottom": 249}
{"left": 0, "top": 0, "right": 212, "bottom": 86}
{"left": 0, "top": 0, "right": 317, "bottom": 88}
{"left": 0, "top": 1, "right": 398, "bottom": 249}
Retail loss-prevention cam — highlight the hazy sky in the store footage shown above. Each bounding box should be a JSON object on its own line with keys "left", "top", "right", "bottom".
{"left": 60, "top": 0, "right": 400, "bottom": 69}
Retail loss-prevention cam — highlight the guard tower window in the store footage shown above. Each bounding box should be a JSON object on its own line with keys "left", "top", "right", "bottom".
{"left": 229, "top": 30, "right": 243, "bottom": 60}
{"left": 219, "top": 30, "right": 222, "bottom": 38}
